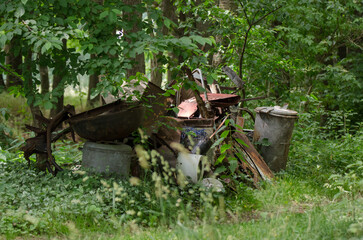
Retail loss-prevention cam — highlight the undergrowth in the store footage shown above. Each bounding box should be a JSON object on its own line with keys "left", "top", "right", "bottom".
{"left": 0, "top": 93, "right": 362, "bottom": 239}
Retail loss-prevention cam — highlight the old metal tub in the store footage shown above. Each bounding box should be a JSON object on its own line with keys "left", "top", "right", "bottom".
{"left": 68, "top": 100, "right": 144, "bottom": 142}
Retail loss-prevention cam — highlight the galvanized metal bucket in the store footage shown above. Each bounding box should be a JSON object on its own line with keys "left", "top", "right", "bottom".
{"left": 253, "top": 106, "right": 298, "bottom": 172}
{"left": 82, "top": 142, "right": 133, "bottom": 177}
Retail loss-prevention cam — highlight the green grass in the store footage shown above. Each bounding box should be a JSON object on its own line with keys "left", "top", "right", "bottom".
{"left": 0, "top": 156, "right": 361, "bottom": 239}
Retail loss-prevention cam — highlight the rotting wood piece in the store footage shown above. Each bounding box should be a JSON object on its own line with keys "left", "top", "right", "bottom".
{"left": 232, "top": 131, "right": 274, "bottom": 181}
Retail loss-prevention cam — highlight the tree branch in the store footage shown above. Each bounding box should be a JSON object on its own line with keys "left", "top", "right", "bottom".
{"left": 0, "top": 64, "right": 23, "bottom": 82}
{"left": 237, "top": 0, "right": 251, "bottom": 26}
{"left": 252, "top": 6, "right": 282, "bottom": 26}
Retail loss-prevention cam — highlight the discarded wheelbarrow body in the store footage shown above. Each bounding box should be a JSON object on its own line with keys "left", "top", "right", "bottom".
{"left": 68, "top": 82, "right": 168, "bottom": 142}
{"left": 68, "top": 101, "right": 145, "bottom": 142}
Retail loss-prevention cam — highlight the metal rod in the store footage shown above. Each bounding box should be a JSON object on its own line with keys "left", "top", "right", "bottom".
{"left": 194, "top": 68, "right": 211, "bottom": 111}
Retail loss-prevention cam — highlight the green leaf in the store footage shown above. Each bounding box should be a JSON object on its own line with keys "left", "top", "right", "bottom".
{"left": 206, "top": 75, "right": 214, "bottom": 84}
{"left": 44, "top": 101, "right": 53, "bottom": 110}
{"left": 21, "top": 0, "right": 28, "bottom": 4}
{"left": 235, "top": 138, "right": 249, "bottom": 148}
{"left": 210, "top": 137, "right": 225, "bottom": 149}
{"left": 214, "top": 166, "right": 226, "bottom": 175}
{"left": 53, "top": 43, "right": 62, "bottom": 50}
{"left": 228, "top": 159, "right": 238, "bottom": 173}
{"left": 220, "top": 144, "right": 231, "bottom": 154}
{"left": 109, "top": 48, "right": 116, "bottom": 55}
{"left": 59, "top": 0, "right": 67, "bottom": 8}
{"left": 215, "top": 153, "right": 226, "bottom": 165}
{"left": 122, "top": 6, "right": 133, "bottom": 13}
{"left": 100, "top": 11, "right": 108, "bottom": 19}
{"left": 41, "top": 42, "right": 52, "bottom": 54}
{"left": 191, "top": 35, "right": 207, "bottom": 45}
{"left": 220, "top": 130, "right": 230, "bottom": 138}
{"left": 0, "top": 108, "right": 10, "bottom": 121}
{"left": 179, "top": 37, "right": 192, "bottom": 46}
{"left": 0, "top": 35, "right": 7, "bottom": 48}
{"left": 15, "top": 6, "right": 25, "bottom": 18}
{"left": 112, "top": 9, "right": 122, "bottom": 15}
{"left": 108, "top": 11, "right": 117, "bottom": 23}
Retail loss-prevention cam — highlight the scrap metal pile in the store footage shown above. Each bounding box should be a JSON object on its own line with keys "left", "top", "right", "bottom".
{"left": 21, "top": 67, "right": 274, "bottom": 186}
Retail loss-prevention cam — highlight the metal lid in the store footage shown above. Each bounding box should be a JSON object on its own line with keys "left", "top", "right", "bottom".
{"left": 255, "top": 106, "right": 298, "bottom": 118}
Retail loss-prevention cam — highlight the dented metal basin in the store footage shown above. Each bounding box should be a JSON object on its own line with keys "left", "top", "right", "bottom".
{"left": 69, "top": 101, "right": 144, "bottom": 141}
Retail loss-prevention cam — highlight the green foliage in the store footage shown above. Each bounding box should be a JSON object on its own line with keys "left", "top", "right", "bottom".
{"left": 0, "top": 142, "right": 241, "bottom": 237}
{"left": 0, "top": 0, "right": 216, "bottom": 109}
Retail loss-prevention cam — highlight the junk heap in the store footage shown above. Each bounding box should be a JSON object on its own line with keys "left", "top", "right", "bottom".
{"left": 21, "top": 67, "right": 281, "bottom": 188}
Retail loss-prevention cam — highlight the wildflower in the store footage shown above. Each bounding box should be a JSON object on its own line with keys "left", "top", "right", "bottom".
{"left": 135, "top": 145, "right": 150, "bottom": 169}
{"left": 73, "top": 170, "right": 86, "bottom": 175}
{"left": 145, "top": 192, "right": 151, "bottom": 200}
{"left": 96, "top": 192, "right": 103, "bottom": 203}
{"left": 82, "top": 176, "right": 89, "bottom": 182}
{"left": 71, "top": 199, "right": 81, "bottom": 204}
{"left": 129, "top": 177, "right": 141, "bottom": 186}
{"left": 126, "top": 210, "right": 136, "bottom": 215}
{"left": 177, "top": 169, "right": 186, "bottom": 188}
{"left": 170, "top": 142, "right": 189, "bottom": 153}
{"left": 100, "top": 180, "right": 110, "bottom": 188}
{"left": 113, "top": 182, "right": 119, "bottom": 190}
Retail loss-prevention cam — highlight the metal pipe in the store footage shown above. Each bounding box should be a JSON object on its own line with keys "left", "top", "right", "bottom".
{"left": 194, "top": 68, "right": 211, "bottom": 111}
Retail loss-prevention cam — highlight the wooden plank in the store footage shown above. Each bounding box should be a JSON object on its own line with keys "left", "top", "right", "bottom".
{"left": 232, "top": 131, "right": 274, "bottom": 180}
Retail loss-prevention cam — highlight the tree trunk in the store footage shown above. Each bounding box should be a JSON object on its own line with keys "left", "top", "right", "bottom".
{"left": 50, "top": 74, "right": 64, "bottom": 117}
{"left": 5, "top": 38, "right": 23, "bottom": 88}
{"left": 124, "top": 0, "right": 145, "bottom": 77}
{"left": 149, "top": 3, "right": 164, "bottom": 87}
{"left": 161, "top": 0, "right": 178, "bottom": 83}
{"left": 87, "top": 55, "right": 100, "bottom": 107}
{"left": 0, "top": 73, "right": 5, "bottom": 89}
{"left": 24, "top": 50, "right": 47, "bottom": 170}
{"left": 150, "top": 55, "right": 163, "bottom": 87}
{"left": 50, "top": 39, "right": 67, "bottom": 117}
{"left": 86, "top": 0, "right": 104, "bottom": 107}
{"left": 39, "top": 64, "right": 49, "bottom": 94}
{"left": 212, "top": 0, "right": 236, "bottom": 68}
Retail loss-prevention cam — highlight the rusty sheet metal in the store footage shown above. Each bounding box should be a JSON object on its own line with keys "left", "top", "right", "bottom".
{"left": 174, "top": 117, "right": 215, "bottom": 127}
{"left": 177, "top": 93, "right": 240, "bottom": 118}
{"left": 69, "top": 101, "right": 144, "bottom": 141}
{"left": 177, "top": 99, "right": 198, "bottom": 118}
{"left": 201, "top": 93, "right": 240, "bottom": 107}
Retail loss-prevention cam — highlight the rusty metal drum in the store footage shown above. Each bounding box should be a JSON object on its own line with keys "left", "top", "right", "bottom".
{"left": 253, "top": 106, "right": 298, "bottom": 172}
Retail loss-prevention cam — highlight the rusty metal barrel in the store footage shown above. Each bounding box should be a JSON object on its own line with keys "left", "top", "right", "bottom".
{"left": 253, "top": 106, "right": 298, "bottom": 172}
